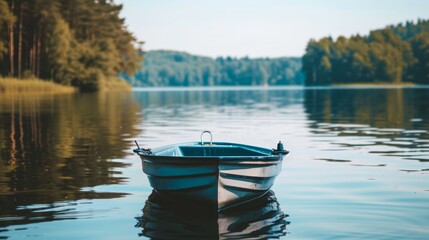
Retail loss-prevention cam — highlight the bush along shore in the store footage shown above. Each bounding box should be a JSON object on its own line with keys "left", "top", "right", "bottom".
{"left": 0, "top": 77, "right": 76, "bottom": 94}
{"left": 0, "top": 77, "right": 132, "bottom": 94}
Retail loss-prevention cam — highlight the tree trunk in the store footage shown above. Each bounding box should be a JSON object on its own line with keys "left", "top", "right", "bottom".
{"left": 17, "top": 1, "right": 23, "bottom": 78}
{"left": 7, "top": 0, "right": 14, "bottom": 77}
{"left": 30, "top": 29, "right": 38, "bottom": 76}
{"left": 36, "top": 31, "right": 41, "bottom": 77}
{"left": 30, "top": 35, "right": 34, "bottom": 75}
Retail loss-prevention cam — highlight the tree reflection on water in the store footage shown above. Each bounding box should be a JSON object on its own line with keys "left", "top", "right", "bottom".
{"left": 304, "top": 87, "right": 429, "bottom": 162}
{"left": 0, "top": 92, "right": 141, "bottom": 227}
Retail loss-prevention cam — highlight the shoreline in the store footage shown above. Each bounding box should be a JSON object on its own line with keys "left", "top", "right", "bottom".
{"left": 0, "top": 77, "right": 76, "bottom": 94}
{"left": 332, "top": 82, "right": 416, "bottom": 87}
{"left": 132, "top": 83, "right": 429, "bottom": 92}
{"left": 2, "top": 78, "right": 424, "bottom": 94}
{"left": 0, "top": 77, "right": 132, "bottom": 94}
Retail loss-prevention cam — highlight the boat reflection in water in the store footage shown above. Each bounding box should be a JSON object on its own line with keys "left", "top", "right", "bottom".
{"left": 135, "top": 190, "right": 289, "bottom": 239}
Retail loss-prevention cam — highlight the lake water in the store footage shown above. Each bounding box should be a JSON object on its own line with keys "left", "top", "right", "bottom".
{"left": 0, "top": 86, "right": 428, "bottom": 239}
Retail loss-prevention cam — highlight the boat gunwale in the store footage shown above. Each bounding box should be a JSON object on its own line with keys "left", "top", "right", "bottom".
{"left": 140, "top": 156, "right": 282, "bottom": 165}
{"left": 134, "top": 142, "right": 277, "bottom": 158}
{"left": 134, "top": 141, "right": 286, "bottom": 162}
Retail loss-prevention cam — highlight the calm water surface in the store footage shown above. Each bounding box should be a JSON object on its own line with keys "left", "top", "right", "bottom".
{"left": 0, "top": 86, "right": 428, "bottom": 239}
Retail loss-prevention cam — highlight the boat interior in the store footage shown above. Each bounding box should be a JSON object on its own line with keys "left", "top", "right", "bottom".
{"left": 157, "top": 145, "right": 269, "bottom": 157}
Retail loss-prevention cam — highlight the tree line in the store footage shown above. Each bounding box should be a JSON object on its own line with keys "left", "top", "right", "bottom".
{"left": 123, "top": 50, "right": 304, "bottom": 87}
{"left": 0, "top": 0, "right": 142, "bottom": 91}
{"left": 303, "top": 19, "right": 429, "bottom": 85}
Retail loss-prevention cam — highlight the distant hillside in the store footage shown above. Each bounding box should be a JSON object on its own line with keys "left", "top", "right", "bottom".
{"left": 123, "top": 50, "right": 304, "bottom": 87}
{"left": 303, "top": 19, "right": 429, "bottom": 85}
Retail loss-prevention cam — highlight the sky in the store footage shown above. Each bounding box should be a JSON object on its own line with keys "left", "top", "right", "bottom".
{"left": 116, "top": 0, "right": 429, "bottom": 58}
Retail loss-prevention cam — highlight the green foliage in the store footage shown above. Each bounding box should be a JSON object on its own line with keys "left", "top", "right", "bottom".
{"left": 0, "top": 0, "right": 141, "bottom": 92}
{"left": 0, "top": 0, "right": 14, "bottom": 59}
{"left": 303, "top": 19, "right": 429, "bottom": 85}
{"left": 47, "top": 16, "right": 72, "bottom": 84}
{"left": 389, "top": 19, "right": 429, "bottom": 41}
{"left": 123, "top": 50, "right": 304, "bottom": 86}
{"left": 410, "top": 32, "right": 429, "bottom": 83}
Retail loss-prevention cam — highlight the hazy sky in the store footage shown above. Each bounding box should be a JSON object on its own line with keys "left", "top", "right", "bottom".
{"left": 116, "top": 0, "right": 428, "bottom": 58}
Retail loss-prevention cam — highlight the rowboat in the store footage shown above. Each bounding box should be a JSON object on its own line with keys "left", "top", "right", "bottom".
{"left": 133, "top": 131, "right": 289, "bottom": 211}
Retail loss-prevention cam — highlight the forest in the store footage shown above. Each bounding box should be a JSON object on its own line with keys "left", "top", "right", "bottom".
{"left": 302, "top": 19, "right": 429, "bottom": 85}
{"left": 0, "top": 0, "right": 142, "bottom": 91}
{"left": 123, "top": 50, "right": 304, "bottom": 87}
{"left": 2, "top": 1, "right": 427, "bottom": 89}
